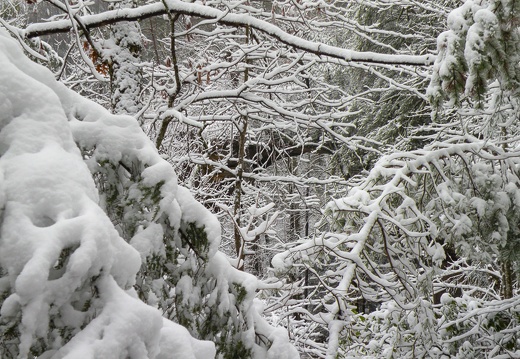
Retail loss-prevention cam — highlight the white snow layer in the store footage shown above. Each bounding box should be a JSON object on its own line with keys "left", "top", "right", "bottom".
{"left": 0, "top": 30, "right": 216, "bottom": 359}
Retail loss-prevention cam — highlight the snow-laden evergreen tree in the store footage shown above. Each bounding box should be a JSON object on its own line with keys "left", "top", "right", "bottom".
{"left": 428, "top": 0, "right": 520, "bottom": 109}
{"left": 0, "top": 30, "right": 298, "bottom": 359}
{"left": 428, "top": 0, "right": 520, "bottom": 297}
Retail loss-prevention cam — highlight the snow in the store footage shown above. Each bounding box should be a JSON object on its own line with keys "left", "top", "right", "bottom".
{"left": 0, "top": 29, "right": 215, "bottom": 359}
{"left": 470, "top": 197, "right": 488, "bottom": 217}
{"left": 177, "top": 186, "right": 221, "bottom": 258}
{"left": 251, "top": 300, "right": 300, "bottom": 359}
{"left": 57, "top": 276, "right": 163, "bottom": 359}
{"left": 265, "top": 327, "right": 300, "bottom": 359}
{"left": 130, "top": 223, "right": 165, "bottom": 260}
{"left": 157, "top": 319, "right": 216, "bottom": 359}
{"left": 431, "top": 243, "right": 446, "bottom": 264}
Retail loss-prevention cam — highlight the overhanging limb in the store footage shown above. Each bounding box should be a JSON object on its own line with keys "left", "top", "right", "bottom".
{"left": 23, "top": 0, "right": 436, "bottom": 66}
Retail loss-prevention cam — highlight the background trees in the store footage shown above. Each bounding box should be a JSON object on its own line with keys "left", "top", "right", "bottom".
{"left": 271, "top": 1, "right": 520, "bottom": 358}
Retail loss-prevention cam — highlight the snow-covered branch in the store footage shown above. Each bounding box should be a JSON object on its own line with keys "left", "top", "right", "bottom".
{"left": 22, "top": 0, "right": 435, "bottom": 66}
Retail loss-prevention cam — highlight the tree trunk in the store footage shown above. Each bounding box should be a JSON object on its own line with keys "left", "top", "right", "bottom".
{"left": 501, "top": 260, "right": 513, "bottom": 299}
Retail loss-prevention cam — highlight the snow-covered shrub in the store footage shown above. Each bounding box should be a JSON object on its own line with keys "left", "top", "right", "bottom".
{"left": 0, "top": 30, "right": 298, "bottom": 359}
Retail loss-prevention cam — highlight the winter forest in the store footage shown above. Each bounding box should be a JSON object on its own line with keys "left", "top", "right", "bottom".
{"left": 0, "top": 0, "right": 519, "bottom": 358}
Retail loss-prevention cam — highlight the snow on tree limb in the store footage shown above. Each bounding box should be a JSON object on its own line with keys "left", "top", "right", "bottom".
{"left": 21, "top": 0, "right": 435, "bottom": 66}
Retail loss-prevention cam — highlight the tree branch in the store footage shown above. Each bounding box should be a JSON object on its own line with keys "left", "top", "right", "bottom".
{"left": 23, "top": 0, "right": 435, "bottom": 66}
